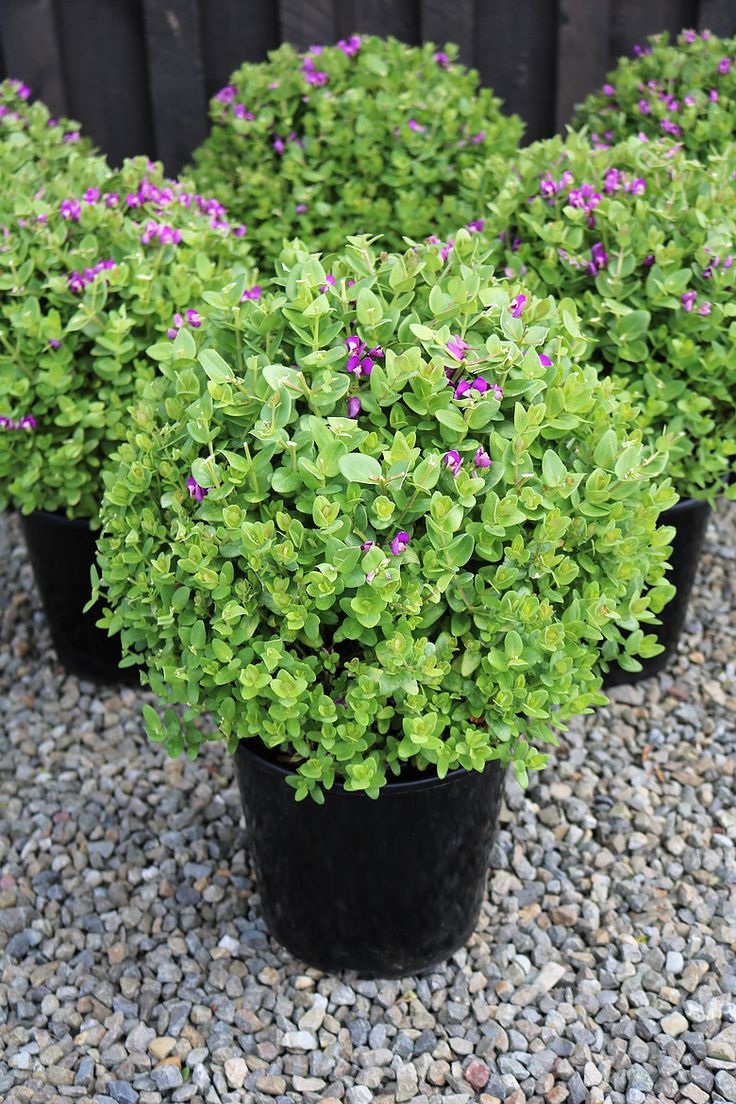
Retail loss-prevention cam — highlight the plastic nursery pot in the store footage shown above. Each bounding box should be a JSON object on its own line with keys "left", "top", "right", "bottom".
{"left": 603, "top": 497, "right": 711, "bottom": 689}
{"left": 19, "top": 509, "right": 135, "bottom": 685}
{"left": 234, "top": 741, "right": 506, "bottom": 977}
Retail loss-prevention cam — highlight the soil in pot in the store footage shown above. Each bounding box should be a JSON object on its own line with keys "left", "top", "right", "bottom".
{"left": 20, "top": 509, "right": 137, "bottom": 685}
{"left": 234, "top": 741, "right": 506, "bottom": 977}
{"left": 603, "top": 497, "right": 711, "bottom": 689}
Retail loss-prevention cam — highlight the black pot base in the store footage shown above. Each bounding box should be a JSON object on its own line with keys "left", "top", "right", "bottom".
{"left": 235, "top": 743, "right": 505, "bottom": 977}
{"left": 20, "top": 510, "right": 137, "bottom": 685}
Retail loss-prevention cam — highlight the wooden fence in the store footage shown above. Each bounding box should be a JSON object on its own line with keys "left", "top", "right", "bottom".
{"left": 1, "top": 0, "right": 735, "bottom": 174}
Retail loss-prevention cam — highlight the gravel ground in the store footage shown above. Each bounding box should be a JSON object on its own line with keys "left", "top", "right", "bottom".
{"left": 0, "top": 501, "right": 734, "bottom": 1104}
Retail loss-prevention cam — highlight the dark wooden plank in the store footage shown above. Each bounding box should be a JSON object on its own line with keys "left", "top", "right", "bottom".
{"left": 278, "top": 0, "right": 337, "bottom": 49}
{"left": 142, "top": 0, "right": 208, "bottom": 174}
{"left": 419, "top": 0, "right": 476, "bottom": 66}
{"left": 475, "top": 0, "right": 560, "bottom": 143}
{"left": 556, "top": 0, "right": 611, "bottom": 128}
{"left": 337, "top": 0, "right": 421, "bottom": 42}
{"left": 608, "top": 0, "right": 698, "bottom": 67}
{"left": 697, "top": 0, "right": 736, "bottom": 35}
{"left": 200, "top": 0, "right": 280, "bottom": 99}
{"left": 54, "top": 0, "right": 154, "bottom": 166}
{"left": 0, "top": 0, "right": 68, "bottom": 115}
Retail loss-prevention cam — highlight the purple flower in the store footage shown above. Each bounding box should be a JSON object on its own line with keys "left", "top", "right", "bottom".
{"left": 60, "top": 198, "right": 81, "bottom": 222}
{"left": 684, "top": 95, "right": 696, "bottom": 107}
{"left": 698, "top": 301, "right": 712, "bottom": 316}
{"left": 454, "top": 380, "right": 471, "bottom": 399}
{"left": 186, "top": 309, "right": 202, "bottom": 328}
{"left": 320, "top": 273, "right": 336, "bottom": 293}
{"left": 390, "top": 531, "right": 409, "bottom": 556}
{"left": 683, "top": 29, "right": 697, "bottom": 44}
{"left": 470, "top": 131, "right": 485, "bottom": 144}
{"left": 710, "top": 89, "right": 719, "bottom": 102}
{"left": 347, "top": 395, "right": 361, "bottom": 418}
{"left": 295, "top": 203, "right": 308, "bottom": 214}
{"left": 661, "top": 118, "right": 682, "bottom": 137}
{"left": 365, "top": 571, "right": 376, "bottom": 583}
{"left": 233, "top": 103, "right": 255, "bottom": 120}
{"left": 63, "top": 131, "right": 79, "bottom": 143}
{"left": 447, "top": 335, "right": 468, "bottom": 361}
{"left": 82, "top": 188, "right": 100, "bottom": 204}
{"left": 638, "top": 98, "right": 651, "bottom": 114}
{"left": 643, "top": 254, "right": 655, "bottom": 268}
{"left": 538, "top": 353, "right": 553, "bottom": 367}
{"left": 589, "top": 242, "right": 608, "bottom": 274}
{"left": 718, "top": 58, "right": 731, "bottom": 74}
{"left": 408, "top": 119, "right": 426, "bottom": 133}
{"left": 444, "top": 450, "right": 462, "bottom": 477}
{"left": 216, "top": 85, "right": 236, "bottom": 104}
{"left": 434, "top": 50, "right": 450, "bottom": 68}
{"left": 603, "top": 83, "right": 615, "bottom": 96}
{"left": 105, "top": 193, "right": 119, "bottom": 208}
{"left": 337, "top": 35, "right": 361, "bottom": 57}
{"left": 681, "top": 291, "right": 697, "bottom": 312}
{"left": 241, "top": 285, "right": 262, "bottom": 301}
{"left": 273, "top": 136, "right": 285, "bottom": 154}
{"left": 465, "top": 218, "right": 485, "bottom": 233}
{"left": 510, "top": 294, "right": 526, "bottom": 318}
{"left": 232, "top": 224, "right": 247, "bottom": 238}
{"left": 48, "top": 339, "right": 61, "bottom": 350}
{"left": 440, "top": 239, "right": 455, "bottom": 263}
{"left": 361, "top": 541, "right": 374, "bottom": 552}
{"left": 186, "top": 476, "right": 209, "bottom": 502}
{"left": 474, "top": 447, "right": 491, "bottom": 469}
{"left": 471, "top": 377, "right": 489, "bottom": 394}
{"left": 20, "top": 416, "right": 36, "bottom": 429}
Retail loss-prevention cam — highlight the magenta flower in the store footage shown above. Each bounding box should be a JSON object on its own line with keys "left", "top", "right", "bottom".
{"left": 347, "top": 395, "right": 361, "bottom": 418}
{"left": 186, "top": 309, "right": 202, "bottom": 328}
{"left": 63, "top": 131, "right": 80, "bottom": 143}
{"left": 510, "top": 294, "right": 526, "bottom": 318}
{"left": 698, "top": 301, "right": 712, "bottom": 316}
{"left": 638, "top": 99, "right": 651, "bottom": 114}
{"left": 216, "top": 85, "right": 236, "bottom": 104}
{"left": 718, "top": 58, "right": 731, "bottom": 74}
{"left": 440, "top": 239, "right": 455, "bottom": 263}
{"left": 408, "top": 119, "right": 426, "bottom": 133}
{"left": 233, "top": 103, "right": 255, "bottom": 120}
{"left": 186, "top": 476, "right": 209, "bottom": 502}
{"left": 273, "top": 136, "right": 285, "bottom": 154}
{"left": 474, "top": 447, "right": 491, "bottom": 469}
{"left": 471, "top": 131, "right": 485, "bottom": 144}
{"left": 320, "top": 273, "right": 336, "bottom": 293}
{"left": 710, "top": 89, "right": 719, "bottom": 102}
{"left": 681, "top": 291, "right": 697, "bottom": 312}
{"left": 105, "top": 193, "right": 119, "bottom": 208}
{"left": 295, "top": 203, "right": 308, "bottom": 214}
{"left": 683, "top": 29, "right": 697, "bottom": 43}
{"left": 241, "top": 285, "right": 262, "bottom": 301}
{"left": 337, "top": 35, "right": 361, "bottom": 57}
{"left": 538, "top": 353, "right": 553, "bottom": 367}
{"left": 82, "top": 188, "right": 100, "bottom": 204}
{"left": 471, "top": 377, "right": 489, "bottom": 394}
{"left": 434, "top": 51, "right": 450, "bottom": 68}
{"left": 603, "top": 83, "right": 615, "bottom": 96}
{"left": 60, "top": 198, "right": 81, "bottom": 222}
{"left": 361, "top": 541, "right": 374, "bottom": 552}
{"left": 684, "top": 95, "right": 696, "bottom": 107}
{"left": 390, "top": 531, "right": 409, "bottom": 556}
{"left": 365, "top": 571, "right": 376, "bottom": 584}
{"left": 588, "top": 242, "right": 608, "bottom": 275}
{"left": 447, "top": 334, "right": 468, "bottom": 361}
{"left": 466, "top": 218, "right": 485, "bottom": 233}
{"left": 48, "top": 339, "right": 61, "bottom": 350}
{"left": 444, "top": 450, "right": 462, "bottom": 477}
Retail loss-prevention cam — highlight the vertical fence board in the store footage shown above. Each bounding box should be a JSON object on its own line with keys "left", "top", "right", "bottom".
{"left": 556, "top": 0, "right": 611, "bottom": 128}
{"left": 608, "top": 0, "right": 698, "bottom": 66}
{"left": 54, "top": 0, "right": 154, "bottom": 166}
{"left": 475, "top": 0, "right": 560, "bottom": 142}
{"left": 142, "top": 0, "right": 207, "bottom": 174}
{"left": 419, "top": 0, "right": 476, "bottom": 66}
{"left": 338, "top": 0, "right": 421, "bottom": 42}
{"left": 199, "top": 0, "right": 280, "bottom": 99}
{"left": 279, "top": 0, "right": 337, "bottom": 49}
{"left": 0, "top": 0, "right": 68, "bottom": 115}
{"left": 697, "top": 0, "right": 736, "bottom": 35}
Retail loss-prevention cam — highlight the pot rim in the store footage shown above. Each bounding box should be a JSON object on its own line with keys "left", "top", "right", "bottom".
{"left": 661, "top": 496, "right": 711, "bottom": 521}
{"left": 21, "top": 508, "right": 95, "bottom": 530}
{"left": 234, "top": 738, "right": 502, "bottom": 796}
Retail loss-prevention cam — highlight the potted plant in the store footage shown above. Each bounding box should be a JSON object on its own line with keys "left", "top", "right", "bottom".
{"left": 573, "top": 29, "right": 736, "bottom": 162}
{"left": 189, "top": 36, "right": 523, "bottom": 268}
{"left": 0, "top": 155, "right": 257, "bottom": 681}
{"left": 484, "top": 133, "right": 736, "bottom": 683}
{"left": 94, "top": 232, "right": 675, "bottom": 974}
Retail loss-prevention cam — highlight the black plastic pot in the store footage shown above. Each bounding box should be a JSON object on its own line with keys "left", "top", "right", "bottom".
{"left": 603, "top": 497, "right": 711, "bottom": 688}
{"left": 19, "top": 509, "right": 132, "bottom": 684}
{"left": 234, "top": 742, "right": 505, "bottom": 977}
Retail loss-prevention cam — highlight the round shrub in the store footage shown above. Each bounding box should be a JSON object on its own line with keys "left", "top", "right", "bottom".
{"left": 190, "top": 36, "right": 523, "bottom": 267}
{"left": 95, "top": 233, "right": 675, "bottom": 800}
{"left": 483, "top": 133, "right": 736, "bottom": 501}
{"left": 574, "top": 29, "right": 736, "bottom": 160}
{"left": 0, "top": 156, "right": 257, "bottom": 520}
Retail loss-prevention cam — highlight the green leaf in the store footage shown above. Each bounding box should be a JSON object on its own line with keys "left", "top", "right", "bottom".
{"left": 338, "top": 453, "right": 382, "bottom": 483}
{"left": 198, "top": 348, "right": 232, "bottom": 383}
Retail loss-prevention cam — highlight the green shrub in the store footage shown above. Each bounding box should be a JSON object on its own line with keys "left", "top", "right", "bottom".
{"left": 190, "top": 36, "right": 522, "bottom": 267}
{"left": 574, "top": 29, "right": 736, "bottom": 160}
{"left": 484, "top": 133, "right": 736, "bottom": 501}
{"left": 0, "top": 156, "right": 257, "bottom": 520}
{"left": 95, "top": 233, "right": 675, "bottom": 800}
